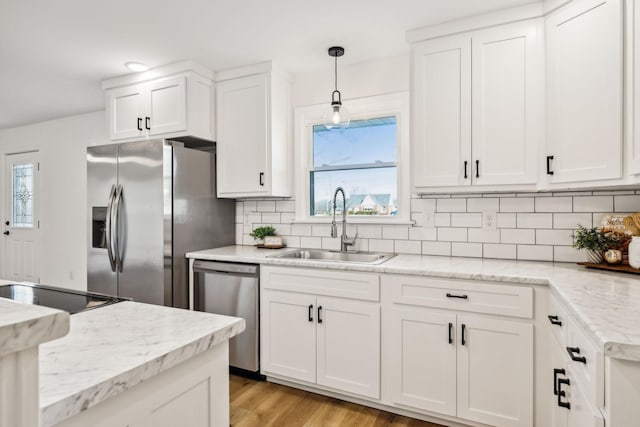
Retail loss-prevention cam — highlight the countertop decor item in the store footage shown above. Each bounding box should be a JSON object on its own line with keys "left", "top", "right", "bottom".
{"left": 573, "top": 225, "right": 611, "bottom": 263}
{"left": 604, "top": 249, "right": 623, "bottom": 265}
{"left": 250, "top": 226, "right": 277, "bottom": 244}
{"left": 629, "top": 236, "right": 640, "bottom": 269}
{"left": 323, "top": 46, "right": 350, "bottom": 130}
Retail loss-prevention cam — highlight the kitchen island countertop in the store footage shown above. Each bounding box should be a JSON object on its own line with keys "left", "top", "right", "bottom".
{"left": 39, "top": 301, "right": 245, "bottom": 427}
{"left": 187, "top": 245, "right": 640, "bottom": 362}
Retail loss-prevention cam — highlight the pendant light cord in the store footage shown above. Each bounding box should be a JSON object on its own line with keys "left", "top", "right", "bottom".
{"left": 334, "top": 54, "right": 338, "bottom": 92}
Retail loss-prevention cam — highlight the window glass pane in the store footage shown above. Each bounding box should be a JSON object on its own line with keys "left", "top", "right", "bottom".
{"left": 12, "top": 163, "right": 34, "bottom": 228}
{"left": 313, "top": 116, "right": 397, "bottom": 168}
{"left": 311, "top": 167, "right": 397, "bottom": 216}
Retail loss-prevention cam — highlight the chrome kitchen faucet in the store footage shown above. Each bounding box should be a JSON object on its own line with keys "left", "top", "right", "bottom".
{"left": 331, "top": 187, "right": 358, "bottom": 252}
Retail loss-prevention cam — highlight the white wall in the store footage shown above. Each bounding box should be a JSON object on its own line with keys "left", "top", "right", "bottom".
{"left": 0, "top": 111, "right": 108, "bottom": 291}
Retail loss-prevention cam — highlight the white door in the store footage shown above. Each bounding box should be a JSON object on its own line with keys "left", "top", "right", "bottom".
{"left": 550, "top": 340, "right": 568, "bottom": 427}
{"left": 3, "top": 152, "right": 40, "bottom": 282}
{"left": 260, "top": 290, "right": 316, "bottom": 383}
{"left": 108, "top": 84, "right": 145, "bottom": 141}
{"left": 316, "top": 296, "right": 380, "bottom": 399}
{"left": 146, "top": 76, "right": 187, "bottom": 136}
{"left": 629, "top": 0, "right": 640, "bottom": 175}
{"left": 565, "top": 368, "right": 605, "bottom": 427}
{"left": 546, "top": 0, "right": 622, "bottom": 183}
{"left": 389, "top": 307, "right": 457, "bottom": 416}
{"left": 216, "top": 74, "right": 269, "bottom": 197}
{"left": 457, "top": 314, "right": 533, "bottom": 427}
{"left": 472, "top": 20, "right": 542, "bottom": 186}
{"left": 411, "top": 35, "right": 472, "bottom": 189}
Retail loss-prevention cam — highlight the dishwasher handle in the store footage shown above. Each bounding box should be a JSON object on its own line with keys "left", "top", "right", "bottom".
{"left": 193, "top": 260, "right": 258, "bottom": 276}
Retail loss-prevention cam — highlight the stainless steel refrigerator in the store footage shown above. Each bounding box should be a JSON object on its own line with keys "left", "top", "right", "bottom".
{"left": 87, "top": 139, "right": 235, "bottom": 308}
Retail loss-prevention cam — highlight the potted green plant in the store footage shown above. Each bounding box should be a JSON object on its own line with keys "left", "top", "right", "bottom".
{"left": 249, "top": 226, "right": 276, "bottom": 245}
{"left": 572, "top": 225, "right": 620, "bottom": 263}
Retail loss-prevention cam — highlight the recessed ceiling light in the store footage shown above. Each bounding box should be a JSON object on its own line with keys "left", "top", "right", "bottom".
{"left": 125, "top": 62, "right": 149, "bottom": 72}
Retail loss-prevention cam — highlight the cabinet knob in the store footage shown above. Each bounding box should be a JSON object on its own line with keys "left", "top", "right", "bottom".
{"left": 3, "top": 230, "right": 9, "bottom": 236}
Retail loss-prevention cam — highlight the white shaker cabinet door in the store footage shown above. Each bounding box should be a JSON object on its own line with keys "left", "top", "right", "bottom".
{"left": 565, "top": 367, "right": 605, "bottom": 427}
{"left": 316, "top": 296, "right": 380, "bottom": 399}
{"left": 456, "top": 314, "right": 533, "bottom": 427}
{"left": 216, "top": 73, "right": 269, "bottom": 197}
{"left": 261, "top": 290, "right": 316, "bottom": 383}
{"left": 411, "top": 35, "right": 472, "bottom": 189}
{"left": 471, "top": 21, "right": 542, "bottom": 186}
{"left": 389, "top": 307, "right": 457, "bottom": 416}
{"left": 545, "top": 0, "right": 622, "bottom": 184}
{"left": 146, "top": 76, "right": 187, "bottom": 136}
{"left": 108, "top": 84, "right": 145, "bottom": 141}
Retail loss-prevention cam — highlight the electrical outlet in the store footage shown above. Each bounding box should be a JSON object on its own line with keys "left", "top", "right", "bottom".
{"left": 423, "top": 211, "right": 436, "bottom": 229}
{"left": 483, "top": 211, "right": 497, "bottom": 230}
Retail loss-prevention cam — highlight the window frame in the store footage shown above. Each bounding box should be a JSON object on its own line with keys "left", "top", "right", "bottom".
{"left": 294, "top": 92, "right": 411, "bottom": 224}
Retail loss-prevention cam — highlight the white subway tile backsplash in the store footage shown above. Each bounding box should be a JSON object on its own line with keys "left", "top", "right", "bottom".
{"left": 497, "top": 213, "right": 516, "bottom": 228}
{"left": 383, "top": 226, "right": 410, "bottom": 240}
{"left": 437, "top": 198, "right": 466, "bottom": 212}
{"left": 573, "top": 196, "right": 613, "bottom": 212}
{"left": 358, "top": 225, "right": 382, "bottom": 239}
{"left": 369, "top": 239, "right": 394, "bottom": 253}
{"left": 483, "top": 244, "right": 516, "bottom": 259}
{"left": 261, "top": 212, "right": 281, "bottom": 224}
{"left": 451, "top": 213, "right": 482, "bottom": 227}
{"left": 452, "top": 242, "right": 483, "bottom": 258}
{"left": 614, "top": 195, "right": 640, "bottom": 213}
{"left": 517, "top": 245, "right": 553, "bottom": 261}
{"left": 438, "top": 228, "right": 467, "bottom": 242}
{"left": 236, "top": 189, "right": 631, "bottom": 262}
{"left": 435, "top": 213, "right": 451, "bottom": 227}
{"left": 500, "top": 197, "right": 534, "bottom": 212}
{"left": 517, "top": 213, "right": 553, "bottom": 229}
{"left": 467, "top": 198, "right": 500, "bottom": 212}
{"left": 300, "top": 236, "right": 322, "bottom": 249}
{"left": 536, "top": 229, "right": 573, "bottom": 246}
{"left": 501, "top": 229, "right": 535, "bottom": 244}
{"left": 276, "top": 200, "right": 295, "bottom": 212}
{"left": 409, "top": 227, "right": 437, "bottom": 241}
{"left": 535, "top": 197, "right": 572, "bottom": 212}
{"left": 422, "top": 241, "right": 451, "bottom": 256}
{"left": 256, "top": 200, "right": 276, "bottom": 212}
{"left": 395, "top": 240, "right": 422, "bottom": 254}
{"left": 290, "top": 224, "right": 312, "bottom": 236}
{"left": 553, "top": 213, "right": 592, "bottom": 229}
{"left": 468, "top": 229, "right": 500, "bottom": 243}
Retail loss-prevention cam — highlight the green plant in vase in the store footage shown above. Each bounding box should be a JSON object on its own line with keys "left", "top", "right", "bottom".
{"left": 572, "top": 225, "right": 620, "bottom": 263}
{"left": 250, "top": 226, "right": 276, "bottom": 245}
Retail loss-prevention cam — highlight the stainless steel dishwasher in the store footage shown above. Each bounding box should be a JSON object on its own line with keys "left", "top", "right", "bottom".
{"left": 192, "top": 260, "right": 259, "bottom": 374}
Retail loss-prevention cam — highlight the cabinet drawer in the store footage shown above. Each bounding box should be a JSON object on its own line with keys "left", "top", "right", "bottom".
{"left": 566, "top": 317, "right": 604, "bottom": 408}
{"left": 548, "top": 294, "right": 569, "bottom": 347}
{"left": 261, "top": 266, "right": 379, "bottom": 301}
{"left": 389, "top": 275, "right": 532, "bottom": 318}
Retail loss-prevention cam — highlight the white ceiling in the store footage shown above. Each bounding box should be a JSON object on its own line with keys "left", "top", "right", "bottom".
{"left": 0, "top": 0, "right": 537, "bottom": 130}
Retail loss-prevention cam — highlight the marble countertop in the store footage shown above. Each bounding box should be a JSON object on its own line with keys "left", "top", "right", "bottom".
{"left": 0, "top": 296, "right": 69, "bottom": 358}
{"left": 187, "top": 245, "right": 640, "bottom": 362}
{"left": 39, "top": 301, "right": 245, "bottom": 427}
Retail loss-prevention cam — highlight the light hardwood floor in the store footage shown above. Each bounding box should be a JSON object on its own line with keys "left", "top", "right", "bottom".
{"left": 230, "top": 375, "right": 444, "bottom": 427}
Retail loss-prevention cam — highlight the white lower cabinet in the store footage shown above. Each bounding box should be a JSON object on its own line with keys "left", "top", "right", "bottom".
{"left": 260, "top": 267, "right": 381, "bottom": 399}
{"left": 387, "top": 274, "right": 534, "bottom": 427}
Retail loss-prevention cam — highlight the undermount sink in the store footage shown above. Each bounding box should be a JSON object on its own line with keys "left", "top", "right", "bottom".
{"left": 271, "top": 249, "right": 395, "bottom": 265}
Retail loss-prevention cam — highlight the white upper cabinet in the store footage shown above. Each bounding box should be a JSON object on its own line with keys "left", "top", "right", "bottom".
{"left": 545, "top": 0, "right": 623, "bottom": 184}
{"left": 412, "top": 35, "right": 472, "bottom": 188}
{"left": 411, "top": 19, "right": 542, "bottom": 192}
{"left": 215, "top": 64, "right": 291, "bottom": 198}
{"left": 103, "top": 62, "right": 214, "bottom": 143}
{"left": 472, "top": 22, "right": 542, "bottom": 186}
{"left": 628, "top": 0, "right": 640, "bottom": 175}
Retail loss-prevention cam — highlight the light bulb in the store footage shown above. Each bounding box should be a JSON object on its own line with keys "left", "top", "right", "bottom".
{"left": 125, "top": 62, "right": 149, "bottom": 72}
{"left": 323, "top": 104, "right": 351, "bottom": 130}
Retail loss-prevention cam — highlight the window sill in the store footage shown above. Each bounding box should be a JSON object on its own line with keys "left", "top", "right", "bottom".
{"left": 292, "top": 217, "right": 415, "bottom": 226}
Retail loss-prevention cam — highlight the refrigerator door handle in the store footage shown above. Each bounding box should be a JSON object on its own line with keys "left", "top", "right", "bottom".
{"left": 113, "top": 184, "right": 124, "bottom": 273}
{"left": 105, "top": 184, "right": 117, "bottom": 272}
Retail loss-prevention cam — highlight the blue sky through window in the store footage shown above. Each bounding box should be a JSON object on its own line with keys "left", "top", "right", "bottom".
{"left": 311, "top": 117, "right": 398, "bottom": 216}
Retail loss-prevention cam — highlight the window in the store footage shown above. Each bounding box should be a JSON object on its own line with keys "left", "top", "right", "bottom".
{"left": 311, "top": 117, "right": 397, "bottom": 217}
{"left": 295, "top": 92, "right": 410, "bottom": 223}
{"left": 12, "top": 163, "right": 34, "bottom": 228}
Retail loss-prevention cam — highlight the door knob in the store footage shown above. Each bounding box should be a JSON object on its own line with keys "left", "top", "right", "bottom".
{"left": 3, "top": 231, "right": 9, "bottom": 236}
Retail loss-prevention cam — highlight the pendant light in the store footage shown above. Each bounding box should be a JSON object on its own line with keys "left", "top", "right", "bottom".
{"left": 323, "top": 46, "right": 351, "bottom": 130}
